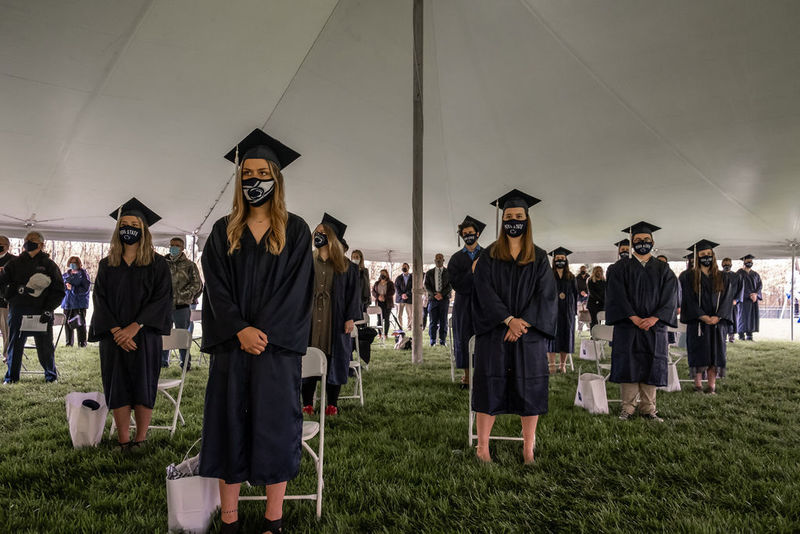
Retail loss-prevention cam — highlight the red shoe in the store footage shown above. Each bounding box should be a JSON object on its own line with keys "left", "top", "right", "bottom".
{"left": 324, "top": 405, "right": 338, "bottom": 416}
{"left": 302, "top": 405, "right": 315, "bottom": 416}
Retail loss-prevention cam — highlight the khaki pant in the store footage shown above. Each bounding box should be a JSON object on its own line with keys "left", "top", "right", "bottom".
{"left": 0, "top": 307, "right": 8, "bottom": 360}
{"left": 396, "top": 303, "right": 413, "bottom": 329}
{"left": 620, "top": 382, "right": 657, "bottom": 416}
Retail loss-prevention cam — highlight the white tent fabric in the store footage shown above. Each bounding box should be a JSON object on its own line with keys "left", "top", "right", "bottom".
{"left": 2, "top": 0, "right": 799, "bottom": 263}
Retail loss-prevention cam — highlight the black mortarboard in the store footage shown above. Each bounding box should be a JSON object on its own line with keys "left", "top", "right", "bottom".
{"left": 458, "top": 215, "right": 487, "bottom": 235}
{"left": 684, "top": 252, "right": 695, "bottom": 260}
{"left": 621, "top": 221, "right": 661, "bottom": 236}
{"left": 740, "top": 254, "right": 755, "bottom": 260}
{"left": 614, "top": 239, "right": 630, "bottom": 248}
{"left": 224, "top": 128, "right": 301, "bottom": 170}
{"left": 687, "top": 239, "right": 719, "bottom": 252}
{"left": 110, "top": 197, "right": 161, "bottom": 227}
{"left": 548, "top": 247, "right": 573, "bottom": 257}
{"left": 321, "top": 212, "right": 347, "bottom": 240}
{"left": 490, "top": 189, "right": 541, "bottom": 212}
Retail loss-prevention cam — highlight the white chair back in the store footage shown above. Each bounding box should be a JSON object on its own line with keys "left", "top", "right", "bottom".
{"left": 667, "top": 322, "right": 687, "bottom": 333}
{"left": 302, "top": 347, "right": 327, "bottom": 379}
{"left": 591, "top": 324, "right": 614, "bottom": 342}
{"left": 597, "top": 311, "right": 606, "bottom": 324}
{"left": 53, "top": 312, "right": 67, "bottom": 326}
{"left": 190, "top": 309, "right": 202, "bottom": 322}
{"left": 162, "top": 329, "right": 192, "bottom": 351}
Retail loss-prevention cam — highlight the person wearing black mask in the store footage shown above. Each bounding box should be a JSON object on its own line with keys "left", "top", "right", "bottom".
{"left": 547, "top": 247, "right": 577, "bottom": 374}
{"left": 720, "top": 257, "right": 741, "bottom": 343}
{"left": 424, "top": 253, "right": 452, "bottom": 347}
{"left": 0, "top": 235, "right": 17, "bottom": 363}
{"left": 587, "top": 266, "right": 606, "bottom": 328}
{"left": 372, "top": 269, "right": 396, "bottom": 340}
{"left": 576, "top": 264, "right": 590, "bottom": 331}
{"left": 0, "top": 231, "right": 64, "bottom": 384}
{"left": 606, "top": 221, "right": 677, "bottom": 422}
{"left": 606, "top": 239, "right": 630, "bottom": 281}
{"left": 395, "top": 263, "right": 413, "bottom": 330}
{"left": 736, "top": 254, "right": 761, "bottom": 341}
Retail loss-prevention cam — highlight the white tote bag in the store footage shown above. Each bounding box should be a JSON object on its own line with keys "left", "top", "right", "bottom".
{"left": 167, "top": 441, "right": 220, "bottom": 534}
{"left": 658, "top": 362, "right": 682, "bottom": 392}
{"left": 579, "top": 339, "right": 599, "bottom": 361}
{"left": 574, "top": 373, "right": 609, "bottom": 415}
{"left": 65, "top": 392, "right": 108, "bottom": 448}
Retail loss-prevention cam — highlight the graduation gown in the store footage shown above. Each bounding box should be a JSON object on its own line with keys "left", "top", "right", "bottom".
{"left": 548, "top": 272, "right": 577, "bottom": 354}
{"left": 323, "top": 261, "right": 362, "bottom": 386}
{"left": 199, "top": 214, "right": 314, "bottom": 486}
{"left": 89, "top": 255, "right": 173, "bottom": 410}
{"left": 606, "top": 257, "right": 677, "bottom": 386}
{"left": 723, "top": 271, "right": 742, "bottom": 335}
{"left": 471, "top": 245, "right": 557, "bottom": 416}
{"left": 447, "top": 246, "right": 482, "bottom": 369}
{"left": 736, "top": 269, "right": 762, "bottom": 334}
{"left": 680, "top": 271, "right": 733, "bottom": 374}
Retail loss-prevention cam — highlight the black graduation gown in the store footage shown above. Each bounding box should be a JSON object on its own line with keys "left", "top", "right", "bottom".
{"left": 548, "top": 272, "right": 577, "bottom": 354}
{"left": 447, "top": 246, "right": 482, "bottom": 369}
{"left": 722, "top": 271, "right": 742, "bottom": 335}
{"left": 324, "top": 262, "right": 362, "bottom": 386}
{"left": 736, "top": 269, "right": 762, "bottom": 334}
{"left": 471, "top": 245, "right": 557, "bottom": 416}
{"left": 606, "top": 257, "right": 677, "bottom": 386}
{"left": 89, "top": 255, "right": 173, "bottom": 410}
{"left": 199, "top": 214, "right": 313, "bottom": 486}
{"left": 680, "top": 271, "right": 733, "bottom": 374}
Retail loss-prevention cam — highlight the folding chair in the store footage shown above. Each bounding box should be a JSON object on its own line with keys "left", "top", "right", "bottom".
{"left": 188, "top": 308, "right": 207, "bottom": 366}
{"left": 366, "top": 305, "right": 385, "bottom": 346}
{"left": 597, "top": 311, "right": 606, "bottom": 324}
{"left": 240, "top": 347, "right": 327, "bottom": 519}
{"left": 21, "top": 312, "right": 65, "bottom": 378}
{"left": 588, "top": 324, "right": 621, "bottom": 405}
{"left": 468, "top": 336, "right": 524, "bottom": 448}
{"left": 339, "top": 328, "right": 365, "bottom": 406}
{"left": 447, "top": 316, "right": 456, "bottom": 382}
{"left": 109, "top": 328, "right": 191, "bottom": 438}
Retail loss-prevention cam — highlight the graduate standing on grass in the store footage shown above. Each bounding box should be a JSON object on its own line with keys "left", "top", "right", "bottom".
{"left": 88, "top": 198, "right": 173, "bottom": 450}
{"left": 301, "top": 213, "right": 361, "bottom": 417}
{"left": 736, "top": 254, "right": 761, "bottom": 341}
{"left": 448, "top": 215, "right": 486, "bottom": 389}
{"left": 720, "top": 257, "right": 742, "bottom": 343}
{"left": 472, "top": 190, "right": 557, "bottom": 464}
{"left": 547, "top": 247, "right": 577, "bottom": 374}
{"left": 606, "top": 221, "right": 677, "bottom": 422}
{"left": 606, "top": 239, "right": 630, "bottom": 280}
{"left": 679, "top": 240, "right": 733, "bottom": 394}
{"left": 199, "top": 129, "right": 314, "bottom": 534}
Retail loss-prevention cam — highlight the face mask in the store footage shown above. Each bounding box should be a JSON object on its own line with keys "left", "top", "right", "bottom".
{"left": 699, "top": 256, "right": 714, "bottom": 267}
{"left": 744, "top": 261, "right": 753, "bottom": 268}
{"left": 352, "top": 256, "right": 361, "bottom": 263}
{"left": 380, "top": 274, "right": 387, "bottom": 280}
{"left": 722, "top": 265, "right": 731, "bottom": 272}
{"left": 0, "top": 245, "right": 5, "bottom": 253}
{"left": 502, "top": 219, "right": 527, "bottom": 238}
{"left": 69, "top": 263, "right": 78, "bottom": 271}
{"left": 402, "top": 267, "right": 409, "bottom": 273}
{"left": 554, "top": 260, "right": 567, "bottom": 269}
{"left": 169, "top": 246, "right": 181, "bottom": 257}
{"left": 313, "top": 232, "right": 328, "bottom": 249}
{"left": 632, "top": 240, "right": 653, "bottom": 255}
{"left": 119, "top": 225, "right": 142, "bottom": 245}
{"left": 462, "top": 234, "right": 477, "bottom": 246}
{"left": 619, "top": 251, "right": 630, "bottom": 259}
{"left": 242, "top": 178, "right": 275, "bottom": 206}
{"left": 24, "top": 240, "right": 40, "bottom": 252}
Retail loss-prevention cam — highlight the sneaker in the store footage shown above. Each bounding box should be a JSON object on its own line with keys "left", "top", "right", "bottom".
{"left": 693, "top": 385, "right": 703, "bottom": 393}
{"left": 324, "top": 405, "right": 338, "bottom": 416}
{"left": 302, "top": 405, "right": 315, "bottom": 416}
{"left": 618, "top": 411, "right": 634, "bottom": 421}
{"left": 641, "top": 413, "right": 664, "bottom": 423}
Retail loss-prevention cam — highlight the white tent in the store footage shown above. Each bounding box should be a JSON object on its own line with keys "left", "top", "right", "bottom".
{"left": 2, "top": 0, "right": 800, "bottom": 263}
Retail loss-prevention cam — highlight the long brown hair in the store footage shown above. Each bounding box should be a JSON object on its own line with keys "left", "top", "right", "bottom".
{"left": 490, "top": 215, "right": 536, "bottom": 265}
{"left": 551, "top": 256, "right": 575, "bottom": 280}
{"left": 352, "top": 249, "right": 366, "bottom": 269}
{"left": 108, "top": 216, "right": 155, "bottom": 267}
{"left": 226, "top": 160, "right": 288, "bottom": 256}
{"left": 590, "top": 265, "right": 604, "bottom": 282}
{"left": 313, "top": 223, "right": 349, "bottom": 274}
{"left": 67, "top": 256, "right": 83, "bottom": 269}
{"left": 693, "top": 250, "right": 725, "bottom": 294}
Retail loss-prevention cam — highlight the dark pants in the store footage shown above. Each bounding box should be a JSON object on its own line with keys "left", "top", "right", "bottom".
{"left": 4, "top": 308, "right": 57, "bottom": 383}
{"left": 422, "top": 305, "right": 429, "bottom": 329}
{"left": 428, "top": 299, "right": 449, "bottom": 345}
{"left": 64, "top": 308, "right": 87, "bottom": 346}
{"left": 301, "top": 379, "right": 341, "bottom": 408}
{"left": 587, "top": 301, "right": 603, "bottom": 329}
{"left": 378, "top": 301, "right": 392, "bottom": 336}
{"left": 161, "top": 306, "right": 191, "bottom": 367}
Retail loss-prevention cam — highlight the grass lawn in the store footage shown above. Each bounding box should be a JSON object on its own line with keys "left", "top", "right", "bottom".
{"left": 0, "top": 333, "right": 798, "bottom": 533}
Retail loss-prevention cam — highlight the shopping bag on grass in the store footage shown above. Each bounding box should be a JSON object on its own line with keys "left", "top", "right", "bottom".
{"left": 166, "top": 439, "right": 220, "bottom": 533}
{"left": 65, "top": 392, "right": 108, "bottom": 448}
{"left": 574, "top": 373, "right": 609, "bottom": 415}
{"left": 579, "top": 339, "right": 599, "bottom": 361}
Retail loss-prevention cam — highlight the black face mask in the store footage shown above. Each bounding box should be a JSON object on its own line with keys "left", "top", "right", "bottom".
{"left": 402, "top": 267, "right": 409, "bottom": 273}
{"left": 502, "top": 219, "right": 527, "bottom": 238}
{"left": 0, "top": 245, "right": 6, "bottom": 253}
{"left": 554, "top": 260, "right": 567, "bottom": 269}
{"left": 744, "top": 261, "right": 753, "bottom": 268}
{"left": 722, "top": 265, "right": 732, "bottom": 272}
{"left": 619, "top": 251, "right": 630, "bottom": 259}
{"left": 313, "top": 232, "right": 328, "bottom": 249}
{"left": 380, "top": 274, "right": 388, "bottom": 280}
{"left": 462, "top": 233, "right": 477, "bottom": 246}
{"left": 119, "top": 226, "right": 142, "bottom": 245}
{"left": 633, "top": 240, "right": 653, "bottom": 255}
{"left": 241, "top": 178, "right": 275, "bottom": 206}
{"left": 24, "top": 241, "right": 39, "bottom": 252}
{"left": 699, "top": 256, "right": 714, "bottom": 267}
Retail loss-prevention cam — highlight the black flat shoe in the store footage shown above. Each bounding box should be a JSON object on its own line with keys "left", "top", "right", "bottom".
{"left": 262, "top": 517, "right": 282, "bottom": 534}
{"left": 220, "top": 520, "right": 239, "bottom": 533}
{"left": 115, "top": 441, "right": 131, "bottom": 453}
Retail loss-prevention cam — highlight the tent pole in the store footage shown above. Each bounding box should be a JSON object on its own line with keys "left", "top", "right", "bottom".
{"left": 411, "top": 0, "right": 424, "bottom": 365}
{"left": 792, "top": 242, "right": 797, "bottom": 341}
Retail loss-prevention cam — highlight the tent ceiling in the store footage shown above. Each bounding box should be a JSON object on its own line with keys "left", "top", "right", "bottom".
{"left": 2, "top": 0, "right": 799, "bottom": 263}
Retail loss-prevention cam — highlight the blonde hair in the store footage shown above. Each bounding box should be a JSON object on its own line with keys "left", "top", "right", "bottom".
{"left": 226, "top": 160, "right": 288, "bottom": 256}
{"left": 108, "top": 216, "right": 155, "bottom": 267}
{"left": 313, "top": 223, "right": 349, "bottom": 274}
{"left": 489, "top": 215, "right": 536, "bottom": 265}
{"left": 590, "top": 265, "right": 604, "bottom": 282}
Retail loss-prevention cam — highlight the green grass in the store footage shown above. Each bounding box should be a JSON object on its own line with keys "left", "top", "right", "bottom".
{"left": 1, "top": 334, "right": 799, "bottom": 533}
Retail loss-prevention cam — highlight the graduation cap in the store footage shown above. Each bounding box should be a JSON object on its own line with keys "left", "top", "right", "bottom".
{"left": 490, "top": 189, "right": 541, "bottom": 212}
{"left": 548, "top": 247, "right": 573, "bottom": 257}
{"left": 684, "top": 252, "right": 695, "bottom": 260}
{"left": 614, "top": 239, "right": 630, "bottom": 248}
{"left": 740, "top": 254, "right": 755, "bottom": 260}
{"left": 686, "top": 239, "right": 719, "bottom": 253}
{"left": 110, "top": 197, "right": 161, "bottom": 227}
{"left": 224, "top": 128, "right": 301, "bottom": 170}
{"left": 458, "top": 215, "right": 486, "bottom": 235}
{"left": 621, "top": 221, "right": 661, "bottom": 236}
{"left": 321, "top": 212, "right": 347, "bottom": 240}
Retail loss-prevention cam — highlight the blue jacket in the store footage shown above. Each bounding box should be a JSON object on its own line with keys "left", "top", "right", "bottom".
{"left": 61, "top": 269, "right": 91, "bottom": 310}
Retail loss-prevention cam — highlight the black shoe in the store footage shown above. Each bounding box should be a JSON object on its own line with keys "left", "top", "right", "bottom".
{"left": 220, "top": 520, "right": 239, "bottom": 534}
{"left": 78, "top": 342, "right": 87, "bottom": 348}
{"left": 161, "top": 363, "right": 169, "bottom": 368}
{"left": 261, "top": 517, "right": 282, "bottom": 534}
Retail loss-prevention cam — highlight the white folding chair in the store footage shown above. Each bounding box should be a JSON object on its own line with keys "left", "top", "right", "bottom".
{"left": 339, "top": 328, "right": 364, "bottom": 406}
{"left": 240, "top": 347, "right": 327, "bottom": 519}
{"left": 468, "top": 336, "right": 524, "bottom": 447}
{"left": 597, "top": 311, "right": 606, "bottom": 325}
{"left": 188, "top": 308, "right": 208, "bottom": 366}
{"left": 367, "top": 305, "right": 385, "bottom": 346}
{"left": 109, "top": 328, "right": 191, "bottom": 438}
{"left": 21, "top": 312, "right": 65, "bottom": 378}
{"left": 448, "top": 315, "right": 456, "bottom": 382}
